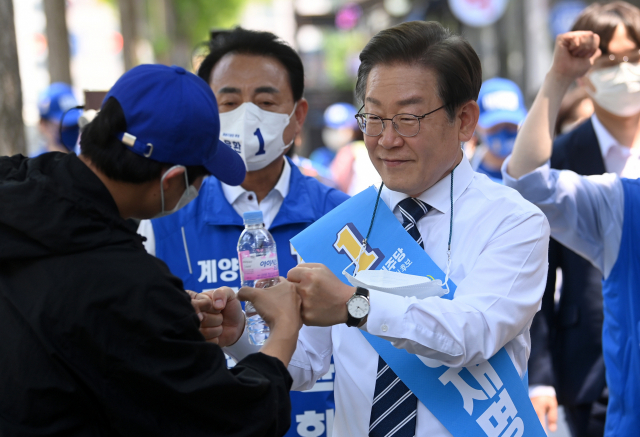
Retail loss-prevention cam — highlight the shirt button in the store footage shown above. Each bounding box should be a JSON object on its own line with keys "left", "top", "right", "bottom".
{"left": 381, "top": 324, "right": 388, "bottom": 332}
{"left": 248, "top": 194, "right": 254, "bottom": 201}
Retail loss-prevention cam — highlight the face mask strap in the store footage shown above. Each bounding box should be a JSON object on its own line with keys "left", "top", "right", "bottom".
{"left": 283, "top": 102, "right": 299, "bottom": 149}
{"left": 444, "top": 168, "right": 455, "bottom": 295}
{"left": 159, "top": 165, "right": 188, "bottom": 215}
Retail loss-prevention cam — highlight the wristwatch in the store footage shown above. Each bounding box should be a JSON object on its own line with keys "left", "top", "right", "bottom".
{"left": 346, "top": 287, "right": 370, "bottom": 327}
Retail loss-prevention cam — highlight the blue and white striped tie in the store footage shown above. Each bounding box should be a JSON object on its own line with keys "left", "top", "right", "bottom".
{"left": 369, "top": 197, "right": 431, "bottom": 437}
{"left": 397, "top": 197, "right": 431, "bottom": 249}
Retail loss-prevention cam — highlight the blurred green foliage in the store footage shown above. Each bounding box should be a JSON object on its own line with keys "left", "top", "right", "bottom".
{"left": 102, "top": 0, "right": 249, "bottom": 62}
{"left": 323, "top": 30, "right": 367, "bottom": 91}
{"left": 172, "top": 0, "right": 248, "bottom": 45}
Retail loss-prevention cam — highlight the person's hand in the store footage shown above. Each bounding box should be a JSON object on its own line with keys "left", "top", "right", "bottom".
{"left": 551, "top": 31, "right": 601, "bottom": 82}
{"left": 186, "top": 290, "right": 212, "bottom": 323}
{"left": 187, "top": 288, "right": 245, "bottom": 347}
{"left": 287, "top": 263, "right": 355, "bottom": 326}
{"left": 238, "top": 277, "right": 302, "bottom": 332}
{"left": 238, "top": 278, "right": 302, "bottom": 366}
{"left": 531, "top": 395, "right": 558, "bottom": 433}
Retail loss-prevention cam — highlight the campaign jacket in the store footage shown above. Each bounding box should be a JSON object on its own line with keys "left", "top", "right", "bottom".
{"left": 0, "top": 153, "right": 293, "bottom": 437}
{"left": 528, "top": 119, "right": 607, "bottom": 407}
{"left": 150, "top": 157, "right": 349, "bottom": 437}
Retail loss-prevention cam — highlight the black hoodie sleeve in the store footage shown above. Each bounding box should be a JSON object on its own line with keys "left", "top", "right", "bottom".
{"left": 64, "top": 251, "right": 293, "bottom": 437}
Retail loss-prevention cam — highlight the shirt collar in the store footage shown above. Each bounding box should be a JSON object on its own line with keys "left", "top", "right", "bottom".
{"left": 383, "top": 153, "right": 474, "bottom": 214}
{"left": 220, "top": 158, "right": 291, "bottom": 205}
{"left": 591, "top": 114, "right": 622, "bottom": 159}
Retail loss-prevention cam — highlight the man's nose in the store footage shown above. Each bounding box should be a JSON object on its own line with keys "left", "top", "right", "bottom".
{"left": 379, "top": 121, "right": 403, "bottom": 148}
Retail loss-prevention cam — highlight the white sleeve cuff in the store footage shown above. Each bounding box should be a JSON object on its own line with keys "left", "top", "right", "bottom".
{"left": 223, "top": 325, "right": 260, "bottom": 362}
{"left": 364, "top": 289, "right": 410, "bottom": 337}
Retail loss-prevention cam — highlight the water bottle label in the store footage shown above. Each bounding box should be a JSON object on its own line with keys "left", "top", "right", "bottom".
{"left": 238, "top": 250, "right": 279, "bottom": 281}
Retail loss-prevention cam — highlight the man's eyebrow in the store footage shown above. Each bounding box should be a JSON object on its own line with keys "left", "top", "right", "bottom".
{"left": 254, "top": 86, "right": 279, "bottom": 94}
{"left": 218, "top": 86, "right": 241, "bottom": 94}
{"left": 396, "top": 96, "right": 423, "bottom": 106}
{"left": 364, "top": 96, "right": 424, "bottom": 107}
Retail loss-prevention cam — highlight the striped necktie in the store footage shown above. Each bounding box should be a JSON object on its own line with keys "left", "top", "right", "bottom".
{"left": 368, "top": 197, "right": 431, "bottom": 437}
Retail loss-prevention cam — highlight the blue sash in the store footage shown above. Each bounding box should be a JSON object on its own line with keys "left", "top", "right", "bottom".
{"left": 291, "top": 186, "right": 545, "bottom": 437}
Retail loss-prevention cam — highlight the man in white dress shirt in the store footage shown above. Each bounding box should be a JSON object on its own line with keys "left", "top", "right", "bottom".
{"left": 215, "top": 21, "right": 551, "bottom": 437}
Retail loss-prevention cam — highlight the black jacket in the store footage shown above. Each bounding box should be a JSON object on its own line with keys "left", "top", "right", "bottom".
{"left": 0, "top": 153, "right": 292, "bottom": 437}
{"left": 528, "top": 119, "right": 607, "bottom": 406}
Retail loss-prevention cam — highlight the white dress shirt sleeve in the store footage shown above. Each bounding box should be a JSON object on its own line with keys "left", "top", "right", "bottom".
{"left": 137, "top": 219, "right": 156, "bottom": 256}
{"left": 364, "top": 208, "right": 550, "bottom": 368}
{"left": 502, "top": 157, "right": 624, "bottom": 278}
{"left": 287, "top": 326, "right": 334, "bottom": 391}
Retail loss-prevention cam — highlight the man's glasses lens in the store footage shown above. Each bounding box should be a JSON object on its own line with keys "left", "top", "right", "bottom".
{"left": 357, "top": 114, "right": 421, "bottom": 137}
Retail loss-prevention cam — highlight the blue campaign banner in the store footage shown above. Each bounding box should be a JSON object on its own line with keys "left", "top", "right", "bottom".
{"left": 291, "top": 186, "right": 456, "bottom": 295}
{"left": 291, "top": 186, "right": 546, "bottom": 437}
{"left": 290, "top": 358, "right": 335, "bottom": 437}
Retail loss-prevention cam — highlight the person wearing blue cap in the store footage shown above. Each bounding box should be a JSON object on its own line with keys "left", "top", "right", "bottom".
{"left": 33, "top": 82, "right": 82, "bottom": 155}
{"left": 0, "top": 64, "right": 303, "bottom": 436}
{"left": 470, "top": 78, "right": 527, "bottom": 183}
{"left": 137, "top": 28, "right": 348, "bottom": 437}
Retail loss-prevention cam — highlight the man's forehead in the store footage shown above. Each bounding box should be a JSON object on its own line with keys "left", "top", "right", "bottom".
{"left": 365, "top": 64, "right": 439, "bottom": 103}
{"left": 211, "top": 53, "right": 291, "bottom": 93}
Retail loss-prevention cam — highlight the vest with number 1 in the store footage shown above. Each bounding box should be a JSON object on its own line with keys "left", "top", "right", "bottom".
{"left": 150, "top": 157, "right": 349, "bottom": 437}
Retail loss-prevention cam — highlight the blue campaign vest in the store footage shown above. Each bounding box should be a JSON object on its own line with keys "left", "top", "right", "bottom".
{"left": 601, "top": 178, "right": 640, "bottom": 436}
{"left": 151, "top": 158, "right": 349, "bottom": 437}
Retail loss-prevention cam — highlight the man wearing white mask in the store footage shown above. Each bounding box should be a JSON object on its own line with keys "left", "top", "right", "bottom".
{"left": 137, "top": 28, "right": 348, "bottom": 437}
{"left": 526, "top": 3, "right": 640, "bottom": 435}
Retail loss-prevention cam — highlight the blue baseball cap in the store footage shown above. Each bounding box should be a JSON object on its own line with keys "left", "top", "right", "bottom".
{"left": 477, "top": 78, "right": 527, "bottom": 129}
{"left": 104, "top": 64, "right": 246, "bottom": 186}
{"left": 38, "top": 82, "right": 81, "bottom": 127}
{"left": 324, "top": 102, "right": 358, "bottom": 129}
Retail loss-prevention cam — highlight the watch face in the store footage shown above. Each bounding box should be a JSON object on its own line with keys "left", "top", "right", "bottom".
{"left": 347, "top": 295, "right": 370, "bottom": 318}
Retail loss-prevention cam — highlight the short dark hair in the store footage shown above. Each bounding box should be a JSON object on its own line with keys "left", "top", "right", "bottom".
{"left": 572, "top": 1, "right": 640, "bottom": 54}
{"left": 80, "top": 97, "right": 209, "bottom": 184}
{"left": 355, "top": 21, "right": 482, "bottom": 121}
{"left": 197, "top": 27, "right": 304, "bottom": 101}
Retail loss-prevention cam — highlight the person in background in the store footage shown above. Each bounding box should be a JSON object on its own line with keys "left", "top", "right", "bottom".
{"left": 555, "top": 87, "right": 594, "bottom": 136}
{"left": 470, "top": 78, "right": 527, "bottom": 183}
{"left": 526, "top": 3, "right": 640, "bottom": 436}
{"left": 137, "top": 28, "right": 348, "bottom": 437}
{"left": 309, "top": 102, "right": 359, "bottom": 169}
{"left": 33, "top": 82, "right": 82, "bottom": 156}
{"left": 504, "top": 28, "right": 640, "bottom": 437}
{"left": 330, "top": 104, "right": 382, "bottom": 195}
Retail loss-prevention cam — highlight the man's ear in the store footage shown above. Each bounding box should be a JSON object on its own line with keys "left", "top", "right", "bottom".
{"left": 457, "top": 100, "right": 480, "bottom": 143}
{"left": 160, "top": 166, "right": 186, "bottom": 192}
{"left": 293, "top": 98, "right": 309, "bottom": 136}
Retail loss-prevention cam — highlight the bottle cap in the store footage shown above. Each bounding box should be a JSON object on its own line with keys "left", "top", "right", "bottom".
{"left": 243, "top": 210, "right": 263, "bottom": 225}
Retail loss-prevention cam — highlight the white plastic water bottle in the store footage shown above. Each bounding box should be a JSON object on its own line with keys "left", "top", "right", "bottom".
{"left": 237, "top": 210, "right": 280, "bottom": 345}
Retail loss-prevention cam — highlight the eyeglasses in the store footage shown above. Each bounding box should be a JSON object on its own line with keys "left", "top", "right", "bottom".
{"left": 354, "top": 105, "right": 445, "bottom": 137}
{"left": 593, "top": 49, "right": 640, "bottom": 70}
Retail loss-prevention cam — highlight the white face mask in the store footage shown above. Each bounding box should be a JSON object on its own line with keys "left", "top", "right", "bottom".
{"left": 153, "top": 165, "right": 198, "bottom": 219}
{"left": 219, "top": 102, "right": 297, "bottom": 171}
{"left": 587, "top": 62, "right": 640, "bottom": 117}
